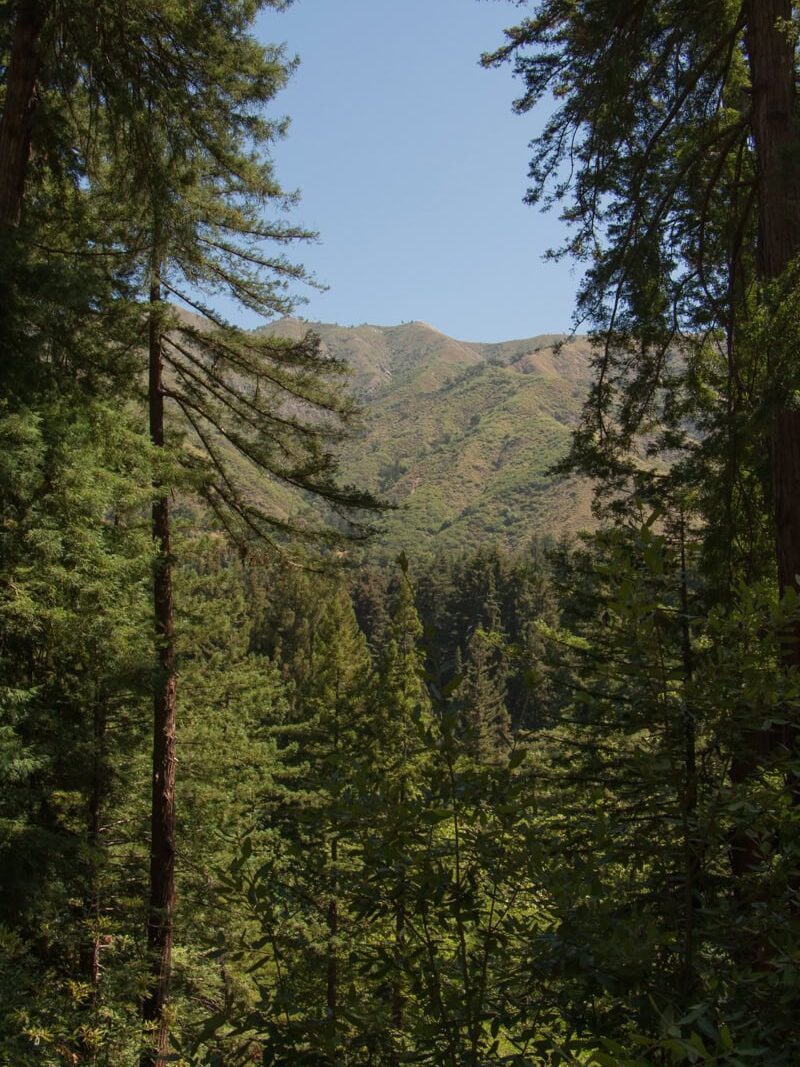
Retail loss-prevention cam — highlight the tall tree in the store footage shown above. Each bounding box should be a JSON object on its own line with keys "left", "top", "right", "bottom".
{"left": 2, "top": 3, "right": 378, "bottom": 1060}
{"left": 482, "top": 1, "right": 760, "bottom": 578}
{"left": 230, "top": 569, "right": 378, "bottom": 1064}
{"left": 80, "top": 8, "right": 377, "bottom": 1060}
{"left": 485, "top": 0, "right": 800, "bottom": 929}
{"left": 0, "top": 0, "right": 46, "bottom": 227}
{"left": 745, "top": 1, "right": 800, "bottom": 642}
{"left": 0, "top": 392, "right": 153, "bottom": 1064}
{"left": 455, "top": 628, "right": 511, "bottom": 762}
{"left": 371, "top": 570, "right": 433, "bottom": 1066}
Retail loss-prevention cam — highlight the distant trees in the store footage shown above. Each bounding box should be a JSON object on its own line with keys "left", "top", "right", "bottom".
{"left": 7, "top": 1, "right": 800, "bottom": 1063}
{"left": 204, "top": 554, "right": 561, "bottom": 1065}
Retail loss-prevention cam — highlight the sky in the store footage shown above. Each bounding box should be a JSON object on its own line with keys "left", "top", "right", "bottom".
{"left": 252, "top": 0, "right": 579, "bottom": 342}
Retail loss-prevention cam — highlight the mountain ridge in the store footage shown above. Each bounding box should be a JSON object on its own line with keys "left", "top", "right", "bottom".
{"left": 260, "top": 318, "right": 597, "bottom": 556}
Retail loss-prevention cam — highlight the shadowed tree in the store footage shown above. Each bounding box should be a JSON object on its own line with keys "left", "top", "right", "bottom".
{"left": 485, "top": 0, "right": 800, "bottom": 940}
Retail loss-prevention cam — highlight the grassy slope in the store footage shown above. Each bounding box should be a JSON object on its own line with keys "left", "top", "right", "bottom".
{"left": 258, "top": 319, "right": 596, "bottom": 558}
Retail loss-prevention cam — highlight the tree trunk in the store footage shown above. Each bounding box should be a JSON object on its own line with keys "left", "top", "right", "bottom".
{"left": 773, "top": 409, "right": 800, "bottom": 826}
{"left": 0, "top": 0, "right": 46, "bottom": 227}
{"left": 738, "top": 0, "right": 800, "bottom": 921}
{"left": 746, "top": 0, "right": 800, "bottom": 284}
{"left": 773, "top": 411, "right": 800, "bottom": 655}
{"left": 326, "top": 835, "right": 338, "bottom": 1025}
{"left": 390, "top": 895, "right": 405, "bottom": 1067}
{"left": 745, "top": 0, "right": 800, "bottom": 600}
{"left": 140, "top": 275, "right": 178, "bottom": 1067}
{"left": 677, "top": 510, "right": 699, "bottom": 1000}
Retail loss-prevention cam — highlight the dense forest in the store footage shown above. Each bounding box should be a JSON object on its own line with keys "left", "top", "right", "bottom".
{"left": 2, "top": 1, "right": 800, "bottom": 1065}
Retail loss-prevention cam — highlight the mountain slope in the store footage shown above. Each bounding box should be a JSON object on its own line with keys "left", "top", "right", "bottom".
{"left": 259, "top": 318, "right": 596, "bottom": 556}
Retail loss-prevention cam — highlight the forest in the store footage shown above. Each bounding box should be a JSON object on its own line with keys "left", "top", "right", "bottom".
{"left": 2, "top": 1, "right": 800, "bottom": 1065}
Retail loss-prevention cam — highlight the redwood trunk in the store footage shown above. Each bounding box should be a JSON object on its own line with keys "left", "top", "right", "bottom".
{"left": 746, "top": 0, "right": 800, "bottom": 285}
{"left": 746, "top": 0, "right": 800, "bottom": 595}
{"left": 140, "top": 277, "right": 177, "bottom": 1067}
{"left": 739, "top": 0, "right": 800, "bottom": 896}
{"left": 0, "top": 0, "right": 46, "bottom": 227}
{"left": 773, "top": 409, "right": 800, "bottom": 821}
{"left": 746, "top": 4, "right": 800, "bottom": 676}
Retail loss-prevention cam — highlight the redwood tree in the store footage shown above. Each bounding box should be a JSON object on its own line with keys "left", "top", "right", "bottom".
{"left": 485, "top": 0, "right": 800, "bottom": 991}
{"left": 0, "top": 0, "right": 45, "bottom": 227}
{"left": 4, "top": 3, "right": 378, "bottom": 1062}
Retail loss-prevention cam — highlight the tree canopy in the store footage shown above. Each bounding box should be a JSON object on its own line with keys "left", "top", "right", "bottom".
{"left": 3, "top": 1, "right": 800, "bottom": 1064}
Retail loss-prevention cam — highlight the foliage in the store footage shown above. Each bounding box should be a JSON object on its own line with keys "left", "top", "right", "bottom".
{"left": 4, "top": 1, "right": 800, "bottom": 1065}
{"left": 258, "top": 319, "right": 597, "bottom": 557}
{"left": 0, "top": 393, "right": 153, "bottom": 1064}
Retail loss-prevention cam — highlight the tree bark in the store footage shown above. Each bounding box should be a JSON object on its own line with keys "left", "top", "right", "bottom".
{"left": 140, "top": 274, "right": 178, "bottom": 1067}
{"left": 746, "top": 0, "right": 800, "bottom": 283}
{"left": 773, "top": 409, "right": 800, "bottom": 826}
{"left": 736, "top": 0, "right": 800, "bottom": 916}
{"left": 0, "top": 0, "right": 46, "bottom": 227}
{"left": 746, "top": 5, "right": 800, "bottom": 686}
{"left": 745, "top": 0, "right": 800, "bottom": 601}
{"left": 678, "top": 510, "right": 699, "bottom": 1000}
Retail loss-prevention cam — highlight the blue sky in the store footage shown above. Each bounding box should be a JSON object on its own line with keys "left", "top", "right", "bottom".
{"left": 254, "top": 0, "right": 579, "bottom": 342}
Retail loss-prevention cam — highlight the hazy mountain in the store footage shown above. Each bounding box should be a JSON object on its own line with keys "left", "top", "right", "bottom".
{"left": 259, "top": 318, "right": 596, "bottom": 557}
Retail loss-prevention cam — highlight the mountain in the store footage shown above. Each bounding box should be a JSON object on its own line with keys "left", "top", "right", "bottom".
{"left": 259, "top": 318, "right": 596, "bottom": 557}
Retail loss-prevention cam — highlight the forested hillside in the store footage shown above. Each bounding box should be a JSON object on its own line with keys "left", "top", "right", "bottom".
{"left": 3, "top": 2, "right": 800, "bottom": 1066}
{"left": 261, "top": 319, "right": 596, "bottom": 554}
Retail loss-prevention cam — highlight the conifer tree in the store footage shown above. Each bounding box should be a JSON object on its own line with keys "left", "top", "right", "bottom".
{"left": 527, "top": 516, "right": 800, "bottom": 1061}
{"left": 369, "top": 569, "right": 433, "bottom": 1066}
{"left": 482, "top": 2, "right": 799, "bottom": 593}
{"left": 486, "top": 0, "right": 800, "bottom": 1013}
{"left": 0, "top": 394, "right": 153, "bottom": 1063}
{"left": 0, "top": 0, "right": 46, "bottom": 227}
{"left": 45, "top": 6, "right": 379, "bottom": 1058}
{"left": 5, "top": 0, "right": 379, "bottom": 1054}
{"left": 169, "top": 536, "right": 291, "bottom": 1063}
{"left": 456, "top": 627, "right": 511, "bottom": 762}
{"left": 233, "top": 570, "right": 376, "bottom": 1063}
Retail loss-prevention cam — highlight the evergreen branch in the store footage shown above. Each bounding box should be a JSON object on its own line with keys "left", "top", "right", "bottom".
{"left": 165, "top": 333, "right": 349, "bottom": 440}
